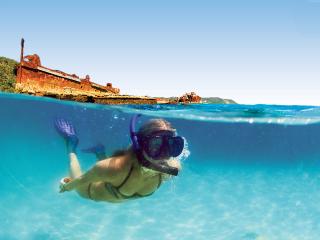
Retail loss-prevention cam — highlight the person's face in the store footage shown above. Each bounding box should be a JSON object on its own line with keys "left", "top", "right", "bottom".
{"left": 140, "top": 130, "right": 184, "bottom": 160}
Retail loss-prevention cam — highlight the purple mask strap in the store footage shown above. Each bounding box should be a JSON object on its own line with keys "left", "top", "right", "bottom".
{"left": 130, "top": 114, "right": 142, "bottom": 151}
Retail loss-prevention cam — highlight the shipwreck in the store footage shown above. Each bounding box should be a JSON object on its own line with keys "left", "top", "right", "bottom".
{"left": 16, "top": 39, "right": 157, "bottom": 104}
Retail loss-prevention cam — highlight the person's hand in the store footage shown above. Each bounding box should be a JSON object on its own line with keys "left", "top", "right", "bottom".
{"left": 59, "top": 177, "right": 72, "bottom": 193}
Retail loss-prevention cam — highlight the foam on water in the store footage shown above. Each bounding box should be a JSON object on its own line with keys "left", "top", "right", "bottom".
{"left": 1, "top": 93, "right": 320, "bottom": 240}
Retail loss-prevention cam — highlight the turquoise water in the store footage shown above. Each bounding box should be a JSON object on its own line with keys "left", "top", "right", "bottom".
{"left": 1, "top": 92, "right": 320, "bottom": 240}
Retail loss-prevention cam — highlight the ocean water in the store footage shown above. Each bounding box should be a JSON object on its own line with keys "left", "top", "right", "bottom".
{"left": 1, "top": 92, "right": 320, "bottom": 240}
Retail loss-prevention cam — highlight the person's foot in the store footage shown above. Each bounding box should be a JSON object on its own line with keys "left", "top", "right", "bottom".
{"left": 55, "top": 118, "right": 79, "bottom": 152}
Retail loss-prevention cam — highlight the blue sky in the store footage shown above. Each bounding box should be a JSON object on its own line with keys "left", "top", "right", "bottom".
{"left": 2, "top": 0, "right": 320, "bottom": 105}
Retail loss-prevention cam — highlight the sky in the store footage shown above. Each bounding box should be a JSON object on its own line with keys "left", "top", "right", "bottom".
{"left": 1, "top": 0, "right": 320, "bottom": 105}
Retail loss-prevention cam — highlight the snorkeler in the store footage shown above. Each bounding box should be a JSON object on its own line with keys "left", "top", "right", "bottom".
{"left": 55, "top": 115, "right": 186, "bottom": 203}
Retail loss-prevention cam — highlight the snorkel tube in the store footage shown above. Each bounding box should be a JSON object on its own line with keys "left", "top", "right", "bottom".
{"left": 130, "top": 114, "right": 179, "bottom": 176}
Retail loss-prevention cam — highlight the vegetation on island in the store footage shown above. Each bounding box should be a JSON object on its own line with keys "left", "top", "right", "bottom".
{"left": 0, "top": 57, "right": 18, "bottom": 93}
{"left": 201, "top": 97, "right": 237, "bottom": 104}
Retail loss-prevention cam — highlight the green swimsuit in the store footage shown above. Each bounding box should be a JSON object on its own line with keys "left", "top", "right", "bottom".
{"left": 88, "top": 165, "right": 162, "bottom": 200}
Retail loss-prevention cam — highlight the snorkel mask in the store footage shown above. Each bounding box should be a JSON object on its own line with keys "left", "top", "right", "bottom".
{"left": 130, "top": 114, "right": 184, "bottom": 176}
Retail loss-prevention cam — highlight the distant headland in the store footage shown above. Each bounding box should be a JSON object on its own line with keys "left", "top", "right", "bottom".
{"left": 0, "top": 39, "right": 236, "bottom": 105}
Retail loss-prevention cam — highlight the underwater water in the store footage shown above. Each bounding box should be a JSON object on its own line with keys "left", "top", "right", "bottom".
{"left": 1, "top": 92, "right": 320, "bottom": 240}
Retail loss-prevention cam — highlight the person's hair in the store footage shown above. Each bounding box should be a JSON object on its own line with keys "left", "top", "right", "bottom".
{"left": 137, "top": 118, "right": 175, "bottom": 137}
{"left": 110, "top": 149, "right": 130, "bottom": 157}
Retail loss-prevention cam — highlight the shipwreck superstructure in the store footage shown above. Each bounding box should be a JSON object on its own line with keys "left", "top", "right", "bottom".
{"left": 16, "top": 39, "right": 156, "bottom": 104}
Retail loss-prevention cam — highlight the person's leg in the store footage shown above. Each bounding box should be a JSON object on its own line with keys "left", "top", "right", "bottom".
{"left": 55, "top": 119, "right": 90, "bottom": 199}
{"left": 69, "top": 152, "right": 82, "bottom": 179}
{"left": 68, "top": 152, "right": 91, "bottom": 199}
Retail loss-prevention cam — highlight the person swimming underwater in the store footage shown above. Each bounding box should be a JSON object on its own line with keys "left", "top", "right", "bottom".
{"left": 55, "top": 114, "right": 187, "bottom": 203}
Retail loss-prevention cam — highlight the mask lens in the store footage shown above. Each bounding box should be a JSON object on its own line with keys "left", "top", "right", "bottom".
{"left": 169, "top": 136, "right": 184, "bottom": 157}
{"left": 147, "top": 136, "right": 163, "bottom": 157}
{"left": 149, "top": 136, "right": 163, "bottom": 149}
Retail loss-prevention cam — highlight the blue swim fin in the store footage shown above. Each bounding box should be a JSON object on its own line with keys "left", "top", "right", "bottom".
{"left": 54, "top": 118, "right": 79, "bottom": 152}
{"left": 82, "top": 143, "right": 106, "bottom": 161}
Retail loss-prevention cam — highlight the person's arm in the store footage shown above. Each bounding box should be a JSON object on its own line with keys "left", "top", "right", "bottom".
{"left": 60, "top": 158, "right": 120, "bottom": 192}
